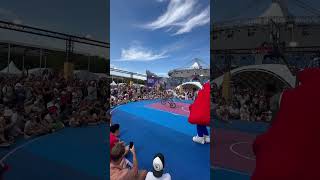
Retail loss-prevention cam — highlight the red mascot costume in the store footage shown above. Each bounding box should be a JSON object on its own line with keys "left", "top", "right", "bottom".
{"left": 188, "top": 82, "right": 210, "bottom": 144}
{"left": 252, "top": 68, "right": 320, "bottom": 180}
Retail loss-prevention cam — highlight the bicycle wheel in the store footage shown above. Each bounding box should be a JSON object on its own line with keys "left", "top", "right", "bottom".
{"left": 169, "top": 100, "right": 176, "bottom": 108}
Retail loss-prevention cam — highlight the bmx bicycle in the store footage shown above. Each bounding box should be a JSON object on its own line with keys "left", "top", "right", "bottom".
{"left": 160, "top": 97, "right": 176, "bottom": 108}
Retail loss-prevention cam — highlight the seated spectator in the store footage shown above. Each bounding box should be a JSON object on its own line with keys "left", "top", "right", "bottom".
{"left": 69, "top": 111, "right": 80, "bottom": 127}
{"left": 79, "top": 101, "right": 89, "bottom": 124}
{"left": 110, "top": 142, "right": 147, "bottom": 180}
{"left": 0, "top": 75, "right": 109, "bottom": 147}
{"left": 146, "top": 153, "right": 171, "bottom": 180}
{"left": 98, "top": 107, "right": 108, "bottom": 123}
{"left": 31, "top": 100, "right": 44, "bottom": 113}
{"left": 110, "top": 124, "right": 132, "bottom": 166}
{"left": 110, "top": 124, "right": 123, "bottom": 150}
{"left": 24, "top": 115, "right": 46, "bottom": 138}
{"left": 2, "top": 84, "right": 14, "bottom": 105}
{"left": 228, "top": 104, "right": 240, "bottom": 119}
{"left": 240, "top": 104, "right": 250, "bottom": 121}
{"left": 8, "top": 108, "right": 23, "bottom": 138}
{"left": 87, "top": 102, "right": 101, "bottom": 125}
{"left": 87, "top": 81, "right": 97, "bottom": 101}
{"left": 38, "top": 112, "right": 56, "bottom": 132}
{"left": 49, "top": 113, "right": 65, "bottom": 132}
{"left": 0, "top": 116, "right": 9, "bottom": 146}
{"left": 3, "top": 108, "right": 14, "bottom": 142}
{"left": 217, "top": 103, "right": 229, "bottom": 122}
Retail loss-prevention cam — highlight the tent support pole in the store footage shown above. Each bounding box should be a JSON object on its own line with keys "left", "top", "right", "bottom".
{"left": 39, "top": 49, "right": 42, "bottom": 69}
{"left": 44, "top": 56, "right": 47, "bottom": 68}
{"left": 22, "top": 49, "right": 27, "bottom": 72}
{"left": 7, "top": 43, "right": 10, "bottom": 73}
{"left": 88, "top": 55, "right": 90, "bottom": 71}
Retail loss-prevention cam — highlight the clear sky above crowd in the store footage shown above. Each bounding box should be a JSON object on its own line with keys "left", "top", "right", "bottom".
{"left": 111, "top": 0, "right": 210, "bottom": 77}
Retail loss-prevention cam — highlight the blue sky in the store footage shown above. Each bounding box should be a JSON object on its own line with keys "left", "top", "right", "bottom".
{"left": 111, "top": 0, "right": 210, "bottom": 77}
{"left": 0, "top": 0, "right": 109, "bottom": 57}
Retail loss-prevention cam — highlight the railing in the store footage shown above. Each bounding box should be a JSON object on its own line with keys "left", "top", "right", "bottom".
{"left": 213, "top": 16, "right": 320, "bottom": 29}
{"left": 0, "top": 20, "right": 109, "bottom": 48}
{"left": 110, "top": 67, "right": 147, "bottom": 77}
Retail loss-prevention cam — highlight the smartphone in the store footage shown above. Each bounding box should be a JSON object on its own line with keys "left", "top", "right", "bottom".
{"left": 129, "top": 142, "right": 133, "bottom": 149}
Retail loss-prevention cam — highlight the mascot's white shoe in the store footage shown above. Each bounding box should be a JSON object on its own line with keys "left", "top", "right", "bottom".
{"left": 204, "top": 135, "right": 210, "bottom": 143}
{"left": 192, "top": 136, "right": 205, "bottom": 144}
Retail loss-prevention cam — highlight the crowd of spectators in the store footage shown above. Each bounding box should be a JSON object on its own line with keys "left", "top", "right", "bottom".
{"left": 212, "top": 83, "right": 273, "bottom": 123}
{"left": 110, "top": 84, "right": 160, "bottom": 107}
{"left": 0, "top": 71, "right": 108, "bottom": 146}
{"left": 109, "top": 82, "right": 202, "bottom": 180}
{"left": 110, "top": 83, "right": 197, "bottom": 107}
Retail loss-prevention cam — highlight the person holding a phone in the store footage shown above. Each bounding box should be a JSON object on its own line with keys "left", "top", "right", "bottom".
{"left": 110, "top": 142, "right": 147, "bottom": 180}
{"left": 110, "top": 124, "right": 132, "bottom": 167}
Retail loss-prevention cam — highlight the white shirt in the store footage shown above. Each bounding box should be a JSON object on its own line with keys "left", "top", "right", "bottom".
{"left": 145, "top": 172, "right": 171, "bottom": 180}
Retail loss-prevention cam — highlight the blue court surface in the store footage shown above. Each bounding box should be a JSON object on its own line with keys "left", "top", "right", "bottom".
{"left": 212, "top": 119, "right": 270, "bottom": 180}
{"left": 0, "top": 124, "right": 109, "bottom": 180}
{"left": 111, "top": 99, "right": 210, "bottom": 180}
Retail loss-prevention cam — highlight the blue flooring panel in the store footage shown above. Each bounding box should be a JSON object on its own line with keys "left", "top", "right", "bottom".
{"left": 112, "top": 100, "right": 210, "bottom": 180}
{"left": 1, "top": 124, "right": 109, "bottom": 180}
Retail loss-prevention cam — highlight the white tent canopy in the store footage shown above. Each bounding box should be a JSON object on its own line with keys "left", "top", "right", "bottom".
{"left": 260, "top": 2, "right": 286, "bottom": 18}
{"left": 110, "top": 81, "right": 117, "bottom": 86}
{"left": 190, "top": 62, "right": 201, "bottom": 69}
{"left": 74, "top": 70, "right": 99, "bottom": 81}
{"left": 176, "top": 81, "right": 203, "bottom": 90}
{"left": 118, "top": 83, "right": 126, "bottom": 86}
{"left": 0, "top": 61, "right": 22, "bottom": 74}
{"left": 132, "top": 83, "right": 145, "bottom": 87}
{"left": 28, "top": 68, "right": 52, "bottom": 75}
{"left": 213, "top": 64, "right": 296, "bottom": 88}
{"left": 95, "top": 73, "right": 108, "bottom": 79}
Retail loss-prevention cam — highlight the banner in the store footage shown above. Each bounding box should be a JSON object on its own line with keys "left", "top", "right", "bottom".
{"left": 147, "top": 76, "right": 159, "bottom": 87}
{"left": 146, "top": 70, "right": 159, "bottom": 87}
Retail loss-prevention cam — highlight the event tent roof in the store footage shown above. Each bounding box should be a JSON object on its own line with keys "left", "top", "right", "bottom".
{"left": 0, "top": 61, "right": 22, "bottom": 74}
{"left": 177, "top": 81, "right": 203, "bottom": 90}
{"left": 213, "top": 64, "right": 295, "bottom": 88}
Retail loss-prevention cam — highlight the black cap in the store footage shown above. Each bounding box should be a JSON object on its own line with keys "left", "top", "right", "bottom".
{"left": 110, "top": 124, "right": 120, "bottom": 133}
{"left": 152, "top": 153, "right": 164, "bottom": 178}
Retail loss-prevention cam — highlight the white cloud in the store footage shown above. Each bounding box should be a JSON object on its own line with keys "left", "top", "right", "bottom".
{"left": 144, "top": 0, "right": 209, "bottom": 35}
{"left": 145, "top": 0, "right": 195, "bottom": 30}
{"left": 174, "top": 6, "right": 209, "bottom": 35}
{"left": 0, "top": 8, "right": 23, "bottom": 24}
{"left": 118, "top": 44, "right": 168, "bottom": 61}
